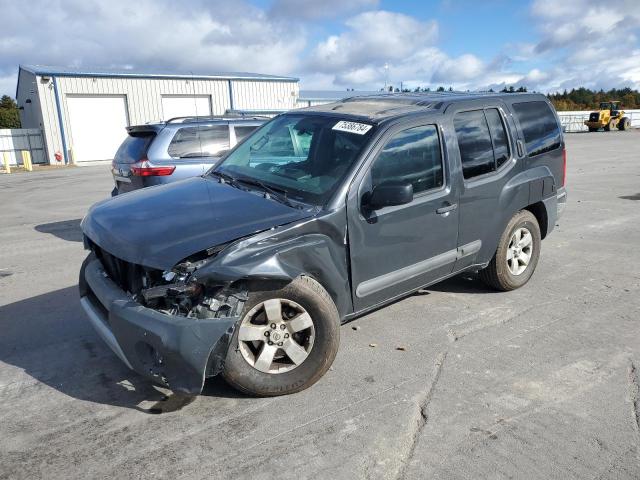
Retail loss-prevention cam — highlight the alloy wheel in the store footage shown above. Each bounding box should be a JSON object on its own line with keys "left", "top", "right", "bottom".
{"left": 506, "top": 227, "right": 533, "bottom": 276}
{"left": 237, "top": 298, "right": 315, "bottom": 374}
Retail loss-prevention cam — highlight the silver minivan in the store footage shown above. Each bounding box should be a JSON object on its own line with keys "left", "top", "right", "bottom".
{"left": 111, "top": 116, "right": 267, "bottom": 195}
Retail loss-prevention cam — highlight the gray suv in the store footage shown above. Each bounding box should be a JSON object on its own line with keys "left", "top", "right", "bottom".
{"left": 80, "top": 92, "right": 567, "bottom": 397}
{"left": 111, "top": 115, "right": 267, "bottom": 195}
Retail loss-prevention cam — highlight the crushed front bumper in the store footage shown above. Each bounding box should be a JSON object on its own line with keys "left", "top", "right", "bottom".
{"left": 79, "top": 255, "right": 237, "bottom": 395}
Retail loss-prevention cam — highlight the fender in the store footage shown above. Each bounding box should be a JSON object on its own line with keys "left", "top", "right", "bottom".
{"left": 499, "top": 164, "right": 557, "bottom": 237}
{"left": 192, "top": 210, "right": 353, "bottom": 319}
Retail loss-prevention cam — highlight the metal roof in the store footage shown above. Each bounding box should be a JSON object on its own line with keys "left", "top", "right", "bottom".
{"left": 301, "top": 91, "right": 545, "bottom": 121}
{"left": 298, "top": 90, "right": 381, "bottom": 101}
{"left": 19, "top": 64, "right": 299, "bottom": 82}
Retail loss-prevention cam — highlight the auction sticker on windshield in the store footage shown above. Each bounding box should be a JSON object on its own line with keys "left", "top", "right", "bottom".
{"left": 332, "top": 120, "right": 372, "bottom": 135}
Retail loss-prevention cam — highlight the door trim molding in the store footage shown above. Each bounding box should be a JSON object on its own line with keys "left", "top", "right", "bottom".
{"left": 456, "top": 240, "right": 482, "bottom": 259}
{"left": 355, "top": 249, "right": 457, "bottom": 298}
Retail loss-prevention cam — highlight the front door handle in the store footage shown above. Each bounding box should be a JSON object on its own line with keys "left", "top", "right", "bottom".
{"left": 436, "top": 203, "right": 458, "bottom": 215}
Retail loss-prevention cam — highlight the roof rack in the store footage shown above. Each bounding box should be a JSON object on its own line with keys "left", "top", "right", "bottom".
{"left": 164, "top": 114, "right": 269, "bottom": 124}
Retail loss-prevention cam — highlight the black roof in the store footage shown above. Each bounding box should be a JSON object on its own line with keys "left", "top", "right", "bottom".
{"left": 302, "top": 91, "right": 546, "bottom": 121}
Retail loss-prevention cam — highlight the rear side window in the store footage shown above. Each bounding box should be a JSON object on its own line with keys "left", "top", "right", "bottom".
{"left": 168, "top": 125, "right": 230, "bottom": 158}
{"left": 454, "top": 108, "right": 511, "bottom": 179}
{"left": 512, "top": 101, "right": 561, "bottom": 157}
{"left": 115, "top": 135, "right": 153, "bottom": 164}
{"left": 454, "top": 110, "right": 495, "bottom": 179}
{"left": 485, "top": 109, "right": 510, "bottom": 168}
{"left": 371, "top": 125, "right": 443, "bottom": 195}
{"left": 234, "top": 125, "right": 259, "bottom": 143}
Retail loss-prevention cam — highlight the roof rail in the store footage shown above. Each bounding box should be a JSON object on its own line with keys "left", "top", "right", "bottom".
{"left": 165, "top": 112, "right": 277, "bottom": 124}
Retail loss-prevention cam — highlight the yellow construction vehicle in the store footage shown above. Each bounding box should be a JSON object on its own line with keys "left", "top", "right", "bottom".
{"left": 584, "top": 101, "right": 631, "bottom": 132}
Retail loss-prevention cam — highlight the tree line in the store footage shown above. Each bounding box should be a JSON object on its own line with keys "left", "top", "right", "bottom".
{"left": 385, "top": 85, "right": 640, "bottom": 111}
{"left": 0, "top": 95, "right": 21, "bottom": 129}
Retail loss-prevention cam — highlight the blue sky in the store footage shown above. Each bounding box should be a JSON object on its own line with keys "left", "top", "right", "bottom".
{"left": 1, "top": 0, "right": 639, "bottom": 97}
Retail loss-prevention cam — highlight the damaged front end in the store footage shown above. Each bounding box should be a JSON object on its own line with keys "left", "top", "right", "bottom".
{"left": 79, "top": 242, "right": 247, "bottom": 395}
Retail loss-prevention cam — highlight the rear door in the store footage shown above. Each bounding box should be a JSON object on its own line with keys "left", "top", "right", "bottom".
{"left": 347, "top": 121, "right": 459, "bottom": 312}
{"left": 447, "top": 102, "right": 520, "bottom": 270}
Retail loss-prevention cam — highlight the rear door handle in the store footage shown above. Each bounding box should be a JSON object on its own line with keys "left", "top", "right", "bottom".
{"left": 436, "top": 203, "right": 458, "bottom": 215}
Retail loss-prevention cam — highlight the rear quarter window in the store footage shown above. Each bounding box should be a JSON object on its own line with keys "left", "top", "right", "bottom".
{"left": 512, "top": 101, "right": 561, "bottom": 157}
{"left": 234, "top": 125, "right": 259, "bottom": 143}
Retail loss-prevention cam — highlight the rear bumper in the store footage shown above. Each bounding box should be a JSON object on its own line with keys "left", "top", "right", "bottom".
{"left": 557, "top": 187, "right": 567, "bottom": 219}
{"left": 79, "top": 255, "right": 237, "bottom": 395}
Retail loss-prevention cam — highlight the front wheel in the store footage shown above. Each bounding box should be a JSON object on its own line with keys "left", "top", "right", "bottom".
{"left": 604, "top": 119, "right": 615, "bottom": 131}
{"left": 222, "top": 276, "right": 340, "bottom": 396}
{"left": 479, "top": 210, "right": 541, "bottom": 291}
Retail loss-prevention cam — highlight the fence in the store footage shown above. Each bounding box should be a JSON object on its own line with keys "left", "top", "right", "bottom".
{"left": 558, "top": 109, "right": 640, "bottom": 133}
{"left": 0, "top": 129, "right": 47, "bottom": 166}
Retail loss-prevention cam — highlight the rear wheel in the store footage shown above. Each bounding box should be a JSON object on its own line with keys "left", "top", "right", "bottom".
{"left": 618, "top": 117, "right": 630, "bottom": 131}
{"left": 479, "top": 210, "right": 541, "bottom": 291}
{"left": 588, "top": 127, "right": 598, "bottom": 132}
{"left": 222, "top": 276, "right": 340, "bottom": 396}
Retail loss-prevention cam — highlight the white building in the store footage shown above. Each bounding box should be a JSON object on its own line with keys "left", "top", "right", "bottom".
{"left": 16, "top": 65, "right": 299, "bottom": 164}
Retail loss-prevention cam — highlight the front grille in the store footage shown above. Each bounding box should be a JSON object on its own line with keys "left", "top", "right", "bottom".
{"left": 93, "top": 245, "right": 144, "bottom": 294}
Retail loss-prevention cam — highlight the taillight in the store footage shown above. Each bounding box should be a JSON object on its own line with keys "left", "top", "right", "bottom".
{"left": 562, "top": 147, "right": 566, "bottom": 186}
{"left": 130, "top": 160, "right": 175, "bottom": 177}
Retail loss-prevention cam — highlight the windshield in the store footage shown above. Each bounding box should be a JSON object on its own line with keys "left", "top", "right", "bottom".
{"left": 211, "top": 114, "right": 376, "bottom": 205}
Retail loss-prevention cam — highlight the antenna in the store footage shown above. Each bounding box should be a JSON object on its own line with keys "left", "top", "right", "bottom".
{"left": 190, "top": 71, "right": 205, "bottom": 158}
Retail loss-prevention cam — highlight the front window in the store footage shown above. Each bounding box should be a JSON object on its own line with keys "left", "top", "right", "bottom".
{"left": 213, "top": 114, "right": 376, "bottom": 205}
{"left": 371, "top": 125, "right": 443, "bottom": 194}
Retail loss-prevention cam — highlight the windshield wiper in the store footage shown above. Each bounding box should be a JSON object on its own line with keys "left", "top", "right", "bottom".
{"left": 234, "top": 176, "right": 299, "bottom": 209}
{"left": 210, "top": 170, "right": 241, "bottom": 188}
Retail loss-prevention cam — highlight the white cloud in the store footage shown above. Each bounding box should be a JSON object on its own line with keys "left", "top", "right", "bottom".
{"left": 525, "top": 0, "right": 640, "bottom": 90}
{"left": 0, "top": 0, "right": 307, "bottom": 96}
{"left": 308, "top": 11, "right": 438, "bottom": 74}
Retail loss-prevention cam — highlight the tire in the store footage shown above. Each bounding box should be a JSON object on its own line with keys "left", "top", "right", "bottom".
{"left": 222, "top": 276, "right": 340, "bottom": 396}
{"left": 479, "top": 210, "right": 541, "bottom": 291}
{"left": 604, "top": 119, "right": 616, "bottom": 131}
{"left": 618, "top": 117, "right": 630, "bottom": 131}
{"left": 588, "top": 127, "right": 598, "bottom": 132}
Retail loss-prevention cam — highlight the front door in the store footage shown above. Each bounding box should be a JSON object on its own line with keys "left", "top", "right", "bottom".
{"left": 347, "top": 122, "right": 459, "bottom": 312}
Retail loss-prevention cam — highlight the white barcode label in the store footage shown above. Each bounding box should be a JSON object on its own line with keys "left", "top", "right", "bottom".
{"left": 332, "top": 120, "right": 372, "bottom": 135}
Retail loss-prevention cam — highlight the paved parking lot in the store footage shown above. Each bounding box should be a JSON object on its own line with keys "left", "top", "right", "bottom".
{"left": 1, "top": 131, "right": 639, "bottom": 480}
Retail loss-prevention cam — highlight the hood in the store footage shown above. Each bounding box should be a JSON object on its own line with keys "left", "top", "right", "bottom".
{"left": 81, "top": 176, "right": 314, "bottom": 270}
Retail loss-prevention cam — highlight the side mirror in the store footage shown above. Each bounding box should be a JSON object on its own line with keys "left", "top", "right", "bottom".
{"left": 366, "top": 182, "right": 413, "bottom": 209}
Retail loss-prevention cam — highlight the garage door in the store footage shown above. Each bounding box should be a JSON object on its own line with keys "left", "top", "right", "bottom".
{"left": 162, "top": 95, "right": 212, "bottom": 121}
{"left": 66, "top": 96, "right": 128, "bottom": 163}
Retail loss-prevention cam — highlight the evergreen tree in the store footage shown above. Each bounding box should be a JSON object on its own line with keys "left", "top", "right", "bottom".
{"left": 0, "top": 95, "right": 21, "bottom": 129}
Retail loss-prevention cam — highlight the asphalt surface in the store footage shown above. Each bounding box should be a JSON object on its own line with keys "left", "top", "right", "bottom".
{"left": 1, "top": 131, "right": 639, "bottom": 480}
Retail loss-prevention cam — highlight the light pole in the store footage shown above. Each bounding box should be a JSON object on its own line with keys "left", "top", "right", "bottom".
{"left": 384, "top": 63, "right": 389, "bottom": 91}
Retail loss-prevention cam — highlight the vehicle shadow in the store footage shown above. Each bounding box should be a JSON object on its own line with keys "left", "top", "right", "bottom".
{"left": 426, "top": 273, "right": 496, "bottom": 294}
{"left": 619, "top": 193, "right": 640, "bottom": 201}
{"left": 34, "top": 218, "right": 83, "bottom": 242}
{"left": 0, "top": 286, "right": 243, "bottom": 414}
